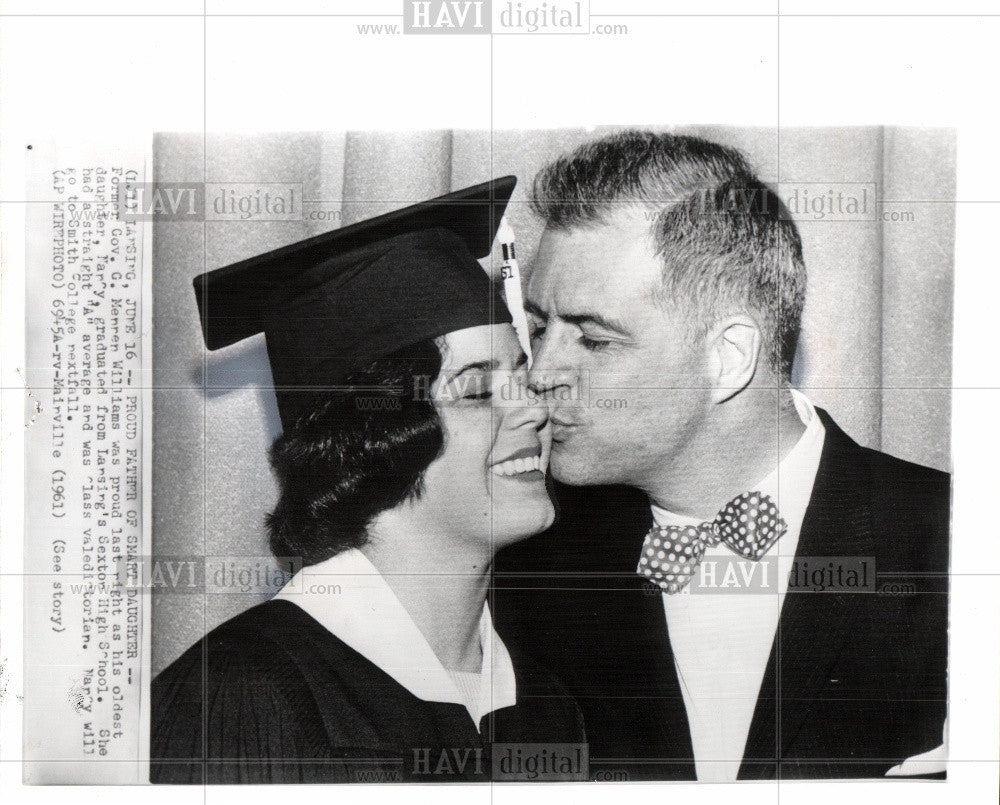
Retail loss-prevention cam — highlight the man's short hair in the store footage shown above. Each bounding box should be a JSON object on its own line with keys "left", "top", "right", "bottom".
{"left": 531, "top": 130, "right": 806, "bottom": 378}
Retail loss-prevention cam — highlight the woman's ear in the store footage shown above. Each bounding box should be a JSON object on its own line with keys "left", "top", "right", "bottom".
{"left": 706, "top": 314, "right": 762, "bottom": 404}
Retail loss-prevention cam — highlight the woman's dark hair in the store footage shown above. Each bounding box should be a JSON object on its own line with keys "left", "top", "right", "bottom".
{"left": 265, "top": 338, "right": 445, "bottom": 567}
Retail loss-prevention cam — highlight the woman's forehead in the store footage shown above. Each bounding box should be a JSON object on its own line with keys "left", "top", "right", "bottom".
{"left": 439, "top": 324, "right": 523, "bottom": 371}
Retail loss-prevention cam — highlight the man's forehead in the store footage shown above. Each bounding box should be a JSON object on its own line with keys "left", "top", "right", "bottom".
{"left": 528, "top": 216, "right": 662, "bottom": 312}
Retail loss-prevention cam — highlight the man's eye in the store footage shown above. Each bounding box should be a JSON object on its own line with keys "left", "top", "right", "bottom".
{"left": 579, "top": 336, "right": 611, "bottom": 352}
{"left": 464, "top": 390, "right": 493, "bottom": 401}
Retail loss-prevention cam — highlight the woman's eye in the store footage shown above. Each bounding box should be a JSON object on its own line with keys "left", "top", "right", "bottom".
{"left": 529, "top": 324, "right": 546, "bottom": 341}
{"left": 461, "top": 379, "right": 492, "bottom": 401}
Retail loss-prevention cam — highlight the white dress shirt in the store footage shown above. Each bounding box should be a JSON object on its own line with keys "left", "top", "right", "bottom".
{"left": 651, "top": 390, "right": 825, "bottom": 782}
{"left": 273, "top": 548, "right": 517, "bottom": 729}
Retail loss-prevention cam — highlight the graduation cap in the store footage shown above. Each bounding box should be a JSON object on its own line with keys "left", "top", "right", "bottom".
{"left": 194, "top": 176, "right": 516, "bottom": 431}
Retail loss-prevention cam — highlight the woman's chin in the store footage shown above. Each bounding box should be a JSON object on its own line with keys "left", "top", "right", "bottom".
{"left": 487, "top": 502, "right": 556, "bottom": 548}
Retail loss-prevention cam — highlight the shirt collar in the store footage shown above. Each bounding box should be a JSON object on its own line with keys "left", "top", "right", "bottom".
{"left": 273, "top": 548, "right": 517, "bottom": 725}
{"left": 651, "top": 389, "right": 826, "bottom": 542}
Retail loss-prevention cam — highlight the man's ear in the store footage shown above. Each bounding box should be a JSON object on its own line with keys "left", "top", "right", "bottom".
{"left": 706, "top": 315, "right": 762, "bottom": 404}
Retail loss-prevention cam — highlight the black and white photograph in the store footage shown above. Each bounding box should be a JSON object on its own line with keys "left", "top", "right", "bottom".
{"left": 2, "top": 2, "right": 999, "bottom": 803}
{"left": 147, "top": 126, "right": 952, "bottom": 783}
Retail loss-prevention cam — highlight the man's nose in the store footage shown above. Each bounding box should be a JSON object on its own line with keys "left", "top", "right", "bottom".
{"left": 500, "top": 370, "right": 549, "bottom": 428}
{"left": 527, "top": 333, "right": 578, "bottom": 397}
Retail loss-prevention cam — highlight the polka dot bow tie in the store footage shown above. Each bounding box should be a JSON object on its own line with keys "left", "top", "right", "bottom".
{"left": 637, "top": 491, "right": 787, "bottom": 594}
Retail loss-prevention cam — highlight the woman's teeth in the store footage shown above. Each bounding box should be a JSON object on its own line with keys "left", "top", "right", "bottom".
{"left": 490, "top": 455, "right": 542, "bottom": 477}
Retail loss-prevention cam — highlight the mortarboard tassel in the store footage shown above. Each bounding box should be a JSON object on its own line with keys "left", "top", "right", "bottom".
{"left": 497, "top": 217, "right": 532, "bottom": 364}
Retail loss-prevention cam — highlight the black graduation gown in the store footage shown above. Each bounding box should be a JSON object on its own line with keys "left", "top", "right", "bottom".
{"left": 151, "top": 598, "right": 585, "bottom": 783}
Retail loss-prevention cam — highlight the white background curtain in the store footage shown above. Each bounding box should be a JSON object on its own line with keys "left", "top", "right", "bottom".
{"left": 152, "top": 126, "right": 954, "bottom": 673}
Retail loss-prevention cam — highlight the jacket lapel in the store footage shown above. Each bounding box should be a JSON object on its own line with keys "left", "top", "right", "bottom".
{"left": 625, "top": 575, "right": 695, "bottom": 765}
{"left": 739, "top": 410, "right": 876, "bottom": 778}
{"left": 562, "top": 482, "right": 695, "bottom": 773}
{"left": 609, "top": 496, "right": 695, "bottom": 769}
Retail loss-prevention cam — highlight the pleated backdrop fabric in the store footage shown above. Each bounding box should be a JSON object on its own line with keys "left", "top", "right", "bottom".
{"left": 152, "top": 127, "right": 955, "bottom": 674}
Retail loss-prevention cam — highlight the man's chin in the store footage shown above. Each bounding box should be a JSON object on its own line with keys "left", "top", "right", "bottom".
{"left": 549, "top": 450, "right": 617, "bottom": 487}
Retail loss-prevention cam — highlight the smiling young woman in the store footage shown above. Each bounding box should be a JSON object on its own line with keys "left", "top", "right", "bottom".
{"left": 150, "top": 179, "right": 583, "bottom": 784}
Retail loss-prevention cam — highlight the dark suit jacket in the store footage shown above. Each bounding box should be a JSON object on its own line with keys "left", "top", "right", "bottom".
{"left": 493, "top": 409, "right": 950, "bottom": 780}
